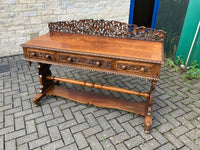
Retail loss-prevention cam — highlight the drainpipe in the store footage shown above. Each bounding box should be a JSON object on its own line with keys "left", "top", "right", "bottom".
{"left": 185, "top": 21, "right": 200, "bottom": 67}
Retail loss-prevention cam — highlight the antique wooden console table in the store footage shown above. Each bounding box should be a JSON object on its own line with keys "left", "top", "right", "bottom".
{"left": 21, "top": 19, "right": 166, "bottom": 133}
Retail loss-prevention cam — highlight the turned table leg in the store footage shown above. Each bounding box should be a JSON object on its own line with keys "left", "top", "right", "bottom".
{"left": 33, "top": 63, "right": 55, "bottom": 107}
{"left": 144, "top": 79, "right": 157, "bottom": 134}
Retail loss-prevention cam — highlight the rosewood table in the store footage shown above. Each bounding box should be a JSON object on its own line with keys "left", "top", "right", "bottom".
{"left": 21, "top": 19, "right": 166, "bottom": 134}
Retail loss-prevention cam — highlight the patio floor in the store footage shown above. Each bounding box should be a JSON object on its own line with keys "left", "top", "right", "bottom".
{"left": 0, "top": 55, "right": 200, "bottom": 150}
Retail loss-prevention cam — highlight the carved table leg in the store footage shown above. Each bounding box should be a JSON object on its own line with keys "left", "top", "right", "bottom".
{"left": 144, "top": 79, "right": 157, "bottom": 134}
{"left": 33, "top": 63, "right": 55, "bottom": 107}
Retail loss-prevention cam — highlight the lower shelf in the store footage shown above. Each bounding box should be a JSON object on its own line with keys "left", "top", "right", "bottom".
{"left": 46, "top": 85, "right": 146, "bottom": 116}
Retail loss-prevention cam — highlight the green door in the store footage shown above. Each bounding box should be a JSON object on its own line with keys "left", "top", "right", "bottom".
{"left": 175, "top": 0, "right": 200, "bottom": 66}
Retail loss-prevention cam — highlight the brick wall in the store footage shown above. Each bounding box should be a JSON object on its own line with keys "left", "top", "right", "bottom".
{"left": 0, "top": 0, "right": 130, "bottom": 57}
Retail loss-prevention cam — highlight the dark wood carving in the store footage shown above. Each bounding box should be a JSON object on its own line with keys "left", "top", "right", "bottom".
{"left": 22, "top": 19, "right": 166, "bottom": 134}
{"left": 117, "top": 62, "right": 151, "bottom": 73}
{"left": 144, "top": 79, "right": 157, "bottom": 134}
{"left": 29, "top": 50, "right": 55, "bottom": 61}
{"left": 59, "top": 54, "right": 112, "bottom": 69}
{"left": 48, "top": 19, "right": 166, "bottom": 42}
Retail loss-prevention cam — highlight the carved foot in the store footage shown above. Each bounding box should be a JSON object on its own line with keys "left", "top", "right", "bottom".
{"left": 33, "top": 103, "right": 40, "bottom": 107}
{"left": 144, "top": 121, "right": 151, "bottom": 134}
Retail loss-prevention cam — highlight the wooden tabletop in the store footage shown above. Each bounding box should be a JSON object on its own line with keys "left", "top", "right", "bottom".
{"left": 22, "top": 32, "right": 164, "bottom": 64}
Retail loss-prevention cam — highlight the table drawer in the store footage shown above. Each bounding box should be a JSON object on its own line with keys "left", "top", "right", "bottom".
{"left": 116, "top": 60, "right": 152, "bottom": 75}
{"left": 58, "top": 53, "right": 112, "bottom": 69}
{"left": 27, "top": 49, "right": 56, "bottom": 61}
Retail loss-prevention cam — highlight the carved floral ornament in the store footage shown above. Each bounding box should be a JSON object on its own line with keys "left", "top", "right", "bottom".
{"left": 48, "top": 19, "right": 166, "bottom": 42}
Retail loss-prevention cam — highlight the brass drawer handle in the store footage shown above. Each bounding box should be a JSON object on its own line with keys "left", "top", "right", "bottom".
{"left": 140, "top": 67, "right": 144, "bottom": 72}
{"left": 30, "top": 52, "right": 36, "bottom": 57}
{"left": 121, "top": 65, "right": 127, "bottom": 70}
{"left": 45, "top": 54, "right": 51, "bottom": 59}
{"left": 67, "top": 57, "right": 72, "bottom": 62}
{"left": 96, "top": 61, "right": 101, "bottom": 66}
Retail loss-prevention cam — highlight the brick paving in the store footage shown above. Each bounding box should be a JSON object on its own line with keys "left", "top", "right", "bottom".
{"left": 0, "top": 54, "right": 200, "bottom": 150}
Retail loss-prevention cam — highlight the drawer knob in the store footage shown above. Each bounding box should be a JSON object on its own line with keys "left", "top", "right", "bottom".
{"left": 45, "top": 54, "right": 51, "bottom": 59}
{"left": 121, "top": 65, "right": 127, "bottom": 70}
{"left": 140, "top": 67, "right": 144, "bottom": 72}
{"left": 67, "top": 57, "right": 72, "bottom": 62}
{"left": 96, "top": 61, "right": 101, "bottom": 66}
{"left": 30, "top": 52, "right": 36, "bottom": 57}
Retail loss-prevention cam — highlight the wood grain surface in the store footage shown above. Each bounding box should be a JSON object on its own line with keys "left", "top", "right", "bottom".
{"left": 22, "top": 32, "right": 164, "bottom": 64}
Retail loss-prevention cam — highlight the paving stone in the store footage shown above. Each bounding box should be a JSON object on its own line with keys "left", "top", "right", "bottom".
{"left": 26, "top": 120, "right": 36, "bottom": 134}
{"left": 4, "top": 107, "right": 22, "bottom": 115}
{"left": 83, "top": 125, "right": 102, "bottom": 137}
{"left": 61, "top": 129, "right": 74, "bottom": 145}
{"left": 5, "top": 129, "right": 26, "bottom": 141}
{"left": 81, "top": 106, "right": 98, "bottom": 115}
{"left": 171, "top": 126, "right": 189, "bottom": 137}
{"left": 4, "top": 114, "right": 14, "bottom": 127}
{"left": 85, "top": 113, "right": 98, "bottom": 127}
{"left": 110, "top": 132, "right": 130, "bottom": 145}
{"left": 185, "top": 129, "right": 200, "bottom": 140}
{"left": 58, "top": 119, "right": 77, "bottom": 130}
{"left": 164, "top": 132, "right": 184, "bottom": 149}
{"left": 124, "top": 135, "right": 144, "bottom": 149}
{"left": 116, "top": 113, "right": 133, "bottom": 123}
{"left": 170, "top": 109, "right": 185, "bottom": 118}
{"left": 35, "top": 114, "right": 54, "bottom": 124}
{"left": 158, "top": 106, "right": 172, "bottom": 115}
{"left": 109, "top": 119, "right": 124, "bottom": 133}
{"left": 42, "top": 139, "right": 64, "bottom": 150}
{"left": 177, "top": 116, "right": 195, "bottom": 130}
{"left": 116, "top": 143, "right": 128, "bottom": 150}
{"left": 17, "top": 132, "right": 38, "bottom": 145}
{"left": 164, "top": 114, "right": 181, "bottom": 127}
{"left": 46, "top": 116, "right": 65, "bottom": 127}
{"left": 183, "top": 111, "right": 199, "bottom": 120}
{"left": 41, "top": 104, "right": 52, "bottom": 115}
{"left": 87, "top": 135, "right": 103, "bottom": 150}
{"left": 156, "top": 122, "right": 173, "bottom": 133}
{"left": 104, "top": 111, "right": 121, "bottom": 120}
{"left": 140, "top": 139, "right": 160, "bottom": 150}
{"left": 82, "top": 147, "right": 91, "bottom": 150}
{"left": 58, "top": 143, "right": 78, "bottom": 150}
{"left": 96, "top": 128, "right": 115, "bottom": 140}
{"left": 157, "top": 143, "right": 176, "bottom": 150}
{"left": 17, "top": 143, "right": 29, "bottom": 150}
{"left": 121, "top": 122, "right": 138, "bottom": 137}
{"left": 96, "top": 116, "right": 111, "bottom": 130}
{"left": 151, "top": 129, "right": 167, "bottom": 145}
{"left": 29, "top": 136, "right": 51, "bottom": 149}
{"left": 0, "top": 126, "right": 14, "bottom": 136}
{"left": 5, "top": 139, "right": 16, "bottom": 150}
{"left": 0, "top": 136, "right": 4, "bottom": 150}
{"left": 129, "top": 117, "right": 144, "bottom": 127}
{"left": 48, "top": 126, "right": 61, "bottom": 141}
{"left": 36, "top": 122, "right": 48, "bottom": 138}
{"left": 179, "top": 135, "right": 199, "bottom": 150}
{"left": 63, "top": 108, "right": 74, "bottom": 120}
{"left": 70, "top": 122, "right": 89, "bottom": 133}
{"left": 93, "top": 109, "right": 109, "bottom": 117}
{"left": 74, "top": 110, "right": 85, "bottom": 123}
{"left": 14, "top": 109, "right": 32, "bottom": 118}
{"left": 135, "top": 125, "right": 153, "bottom": 141}
{"left": 100, "top": 139, "right": 115, "bottom": 150}
{"left": 0, "top": 104, "right": 12, "bottom": 112}
{"left": 71, "top": 104, "right": 87, "bottom": 112}
{"left": 74, "top": 132, "right": 88, "bottom": 149}
{"left": 50, "top": 99, "right": 66, "bottom": 108}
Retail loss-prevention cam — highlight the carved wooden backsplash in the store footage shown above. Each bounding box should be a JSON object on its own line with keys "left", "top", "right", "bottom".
{"left": 48, "top": 19, "right": 166, "bottom": 42}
